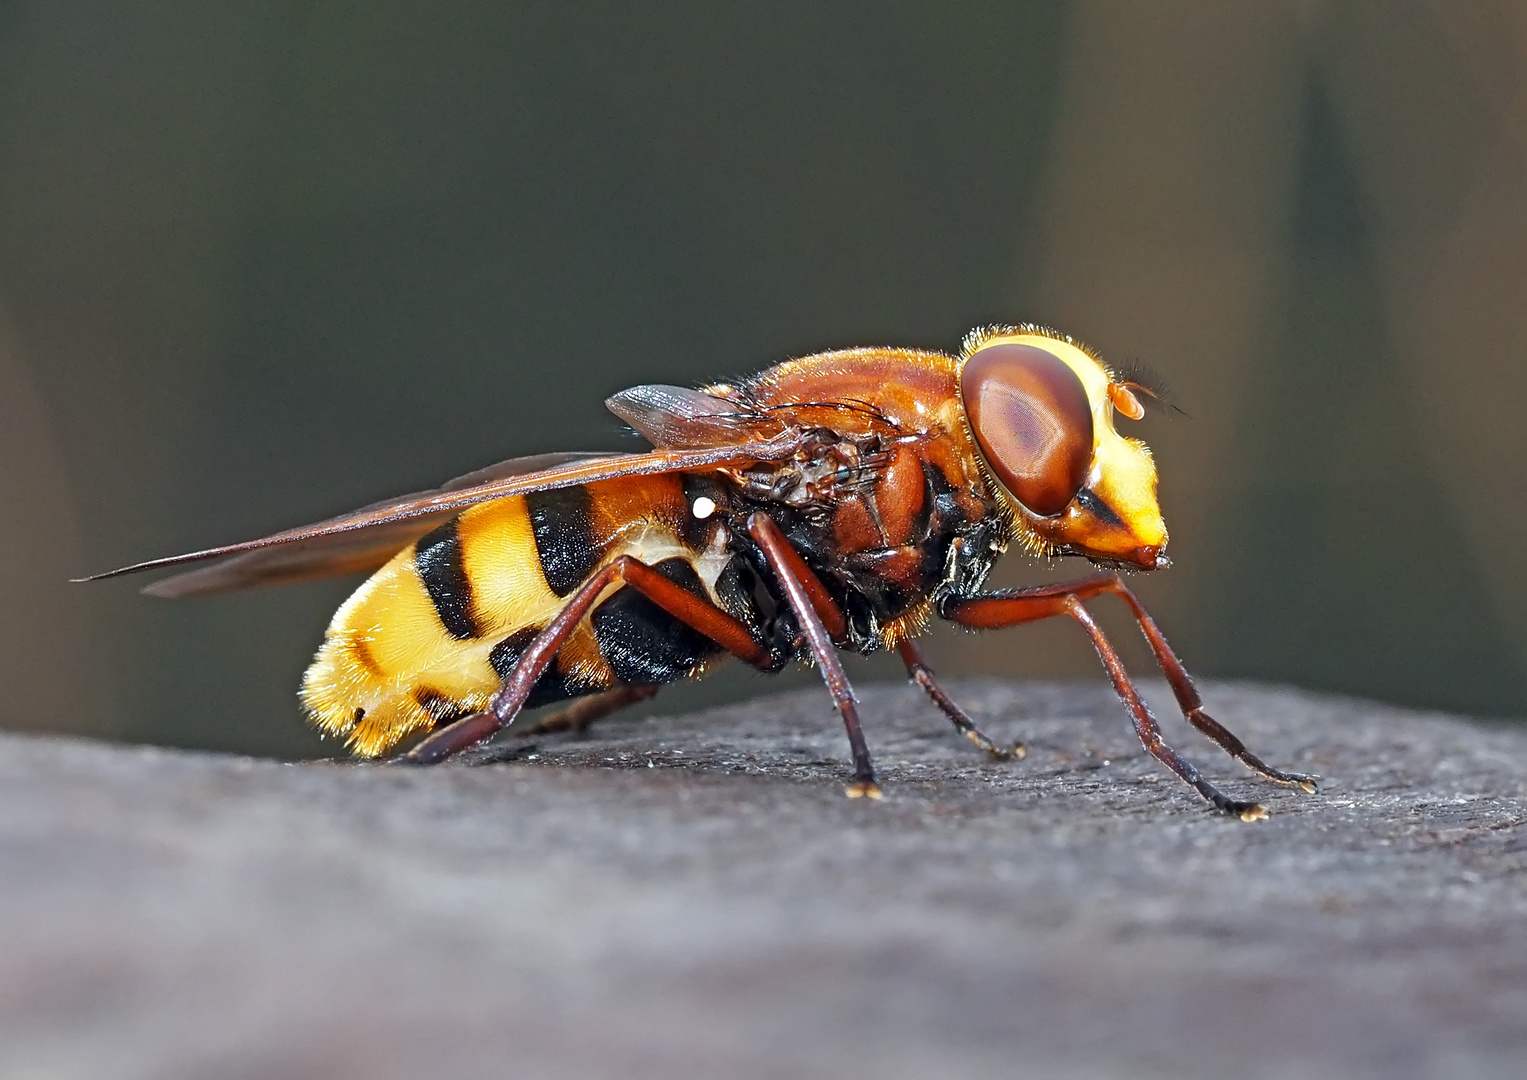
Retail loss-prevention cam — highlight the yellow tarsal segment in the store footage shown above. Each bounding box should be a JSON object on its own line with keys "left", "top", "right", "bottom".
{"left": 301, "top": 495, "right": 570, "bottom": 757}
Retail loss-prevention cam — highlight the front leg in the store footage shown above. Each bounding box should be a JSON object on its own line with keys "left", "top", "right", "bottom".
{"left": 942, "top": 576, "right": 1315, "bottom": 818}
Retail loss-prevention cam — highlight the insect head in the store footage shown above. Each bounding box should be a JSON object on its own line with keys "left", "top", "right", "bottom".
{"left": 958, "top": 328, "right": 1168, "bottom": 570}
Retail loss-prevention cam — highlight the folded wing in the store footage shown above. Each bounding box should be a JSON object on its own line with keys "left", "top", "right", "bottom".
{"left": 80, "top": 429, "right": 809, "bottom": 594}
{"left": 137, "top": 452, "right": 618, "bottom": 597}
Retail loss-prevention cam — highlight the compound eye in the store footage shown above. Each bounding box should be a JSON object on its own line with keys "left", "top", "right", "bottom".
{"left": 960, "top": 343, "right": 1094, "bottom": 516}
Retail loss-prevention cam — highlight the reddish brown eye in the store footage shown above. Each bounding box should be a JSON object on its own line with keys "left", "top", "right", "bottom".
{"left": 960, "top": 343, "right": 1094, "bottom": 516}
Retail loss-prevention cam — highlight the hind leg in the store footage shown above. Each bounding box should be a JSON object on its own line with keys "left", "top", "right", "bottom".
{"left": 515, "top": 683, "right": 661, "bottom": 737}
{"left": 404, "top": 555, "right": 774, "bottom": 764}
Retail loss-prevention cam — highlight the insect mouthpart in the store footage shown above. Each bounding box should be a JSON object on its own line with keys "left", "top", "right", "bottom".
{"left": 1076, "top": 545, "right": 1170, "bottom": 572}
{"left": 1125, "top": 544, "right": 1169, "bottom": 570}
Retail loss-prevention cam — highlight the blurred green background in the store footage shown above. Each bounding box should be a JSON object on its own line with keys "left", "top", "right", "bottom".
{"left": 3, "top": 2, "right": 1526, "bottom": 757}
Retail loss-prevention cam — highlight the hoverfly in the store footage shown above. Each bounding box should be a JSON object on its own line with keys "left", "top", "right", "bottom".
{"left": 86, "top": 325, "right": 1317, "bottom": 818}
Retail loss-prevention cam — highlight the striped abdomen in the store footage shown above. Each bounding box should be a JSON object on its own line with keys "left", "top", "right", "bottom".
{"left": 301, "top": 474, "right": 745, "bottom": 756}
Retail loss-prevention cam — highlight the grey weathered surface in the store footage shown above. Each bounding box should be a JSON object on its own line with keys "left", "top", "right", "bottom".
{"left": 1, "top": 680, "right": 1524, "bottom": 1080}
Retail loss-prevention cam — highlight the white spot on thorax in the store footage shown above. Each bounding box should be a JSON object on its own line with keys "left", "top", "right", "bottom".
{"left": 691, "top": 496, "right": 716, "bottom": 519}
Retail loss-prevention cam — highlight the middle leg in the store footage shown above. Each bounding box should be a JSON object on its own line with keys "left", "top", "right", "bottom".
{"left": 747, "top": 512, "right": 881, "bottom": 798}
{"left": 896, "top": 639, "right": 1024, "bottom": 760}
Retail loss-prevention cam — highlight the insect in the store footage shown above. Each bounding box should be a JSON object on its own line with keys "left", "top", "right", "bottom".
{"left": 86, "top": 324, "right": 1317, "bottom": 818}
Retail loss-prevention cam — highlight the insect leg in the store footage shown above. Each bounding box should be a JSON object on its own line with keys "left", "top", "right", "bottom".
{"left": 516, "top": 683, "right": 661, "bottom": 737}
{"left": 955, "top": 573, "right": 1316, "bottom": 792}
{"left": 404, "top": 556, "right": 775, "bottom": 764}
{"left": 895, "top": 639, "right": 1023, "bottom": 760}
{"left": 943, "top": 589, "right": 1268, "bottom": 819}
{"left": 746, "top": 513, "right": 880, "bottom": 799}
{"left": 1086, "top": 575, "right": 1317, "bottom": 792}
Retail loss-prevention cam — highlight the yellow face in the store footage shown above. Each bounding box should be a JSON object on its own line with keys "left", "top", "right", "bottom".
{"left": 959, "top": 326, "right": 1168, "bottom": 570}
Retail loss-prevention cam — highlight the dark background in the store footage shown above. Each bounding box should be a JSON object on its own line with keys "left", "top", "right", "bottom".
{"left": 3, "top": 2, "right": 1525, "bottom": 757}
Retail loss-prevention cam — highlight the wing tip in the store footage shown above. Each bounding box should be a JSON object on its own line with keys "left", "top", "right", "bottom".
{"left": 70, "top": 566, "right": 187, "bottom": 598}
{"left": 71, "top": 568, "right": 137, "bottom": 585}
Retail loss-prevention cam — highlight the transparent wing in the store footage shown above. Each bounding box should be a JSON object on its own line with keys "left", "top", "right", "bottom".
{"left": 79, "top": 432, "right": 809, "bottom": 594}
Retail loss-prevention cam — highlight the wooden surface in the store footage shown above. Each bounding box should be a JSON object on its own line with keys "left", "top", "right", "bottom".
{"left": 1, "top": 681, "right": 1523, "bottom": 1079}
